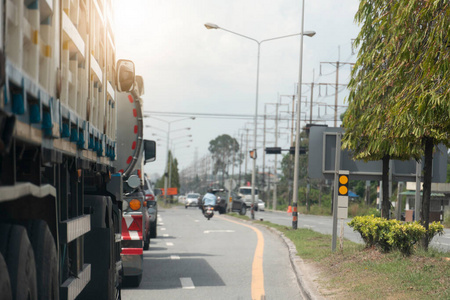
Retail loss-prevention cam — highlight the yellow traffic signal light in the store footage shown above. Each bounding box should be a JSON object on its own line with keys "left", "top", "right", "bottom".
{"left": 338, "top": 174, "right": 349, "bottom": 196}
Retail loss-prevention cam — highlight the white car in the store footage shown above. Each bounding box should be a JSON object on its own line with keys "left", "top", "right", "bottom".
{"left": 237, "top": 186, "right": 262, "bottom": 210}
{"left": 257, "top": 200, "right": 265, "bottom": 211}
{"left": 178, "top": 195, "right": 186, "bottom": 204}
{"left": 185, "top": 193, "right": 200, "bottom": 208}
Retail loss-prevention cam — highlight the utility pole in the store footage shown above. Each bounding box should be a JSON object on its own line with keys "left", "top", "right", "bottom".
{"left": 273, "top": 101, "right": 279, "bottom": 211}
{"left": 320, "top": 61, "right": 355, "bottom": 126}
{"left": 238, "top": 132, "right": 243, "bottom": 187}
{"left": 262, "top": 105, "right": 267, "bottom": 197}
{"left": 244, "top": 128, "right": 249, "bottom": 181}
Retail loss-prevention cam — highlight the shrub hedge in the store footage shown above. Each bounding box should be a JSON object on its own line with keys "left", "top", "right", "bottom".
{"left": 348, "top": 215, "right": 444, "bottom": 255}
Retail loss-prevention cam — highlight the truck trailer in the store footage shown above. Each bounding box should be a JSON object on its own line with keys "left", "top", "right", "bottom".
{"left": 0, "top": 0, "right": 154, "bottom": 299}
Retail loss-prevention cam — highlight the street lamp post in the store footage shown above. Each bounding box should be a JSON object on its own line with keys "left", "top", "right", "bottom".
{"left": 205, "top": 22, "right": 315, "bottom": 219}
{"left": 145, "top": 116, "right": 195, "bottom": 203}
{"left": 292, "top": 0, "right": 314, "bottom": 229}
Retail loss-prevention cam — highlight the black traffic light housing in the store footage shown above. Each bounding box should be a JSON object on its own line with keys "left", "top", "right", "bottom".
{"left": 289, "top": 146, "right": 306, "bottom": 155}
{"left": 249, "top": 149, "right": 257, "bottom": 159}
{"left": 265, "top": 147, "right": 281, "bottom": 154}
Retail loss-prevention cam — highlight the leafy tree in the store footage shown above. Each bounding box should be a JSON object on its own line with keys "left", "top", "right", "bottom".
{"left": 155, "top": 150, "right": 179, "bottom": 191}
{"left": 344, "top": 0, "right": 450, "bottom": 249}
{"left": 208, "top": 134, "right": 240, "bottom": 185}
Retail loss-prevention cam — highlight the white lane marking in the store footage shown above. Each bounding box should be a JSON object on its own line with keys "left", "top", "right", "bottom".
{"left": 180, "top": 277, "right": 195, "bottom": 289}
{"left": 194, "top": 220, "right": 200, "bottom": 222}
{"left": 161, "top": 228, "right": 166, "bottom": 231}
{"left": 158, "top": 223, "right": 164, "bottom": 226}
{"left": 163, "top": 234, "right": 169, "bottom": 237}
{"left": 171, "top": 255, "right": 180, "bottom": 260}
{"left": 204, "top": 230, "right": 235, "bottom": 234}
{"left": 166, "top": 242, "right": 174, "bottom": 246}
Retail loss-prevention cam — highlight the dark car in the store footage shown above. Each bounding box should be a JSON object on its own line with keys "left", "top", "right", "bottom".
{"left": 143, "top": 176, "right": 157, "bottom": 239}
{"left": 216, "top": 190, "right": 247, "bottom": 215}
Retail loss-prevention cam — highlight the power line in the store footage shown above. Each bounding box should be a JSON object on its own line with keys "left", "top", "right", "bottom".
{"left": 144, "top": 111, "right": 254, "bottom": 120}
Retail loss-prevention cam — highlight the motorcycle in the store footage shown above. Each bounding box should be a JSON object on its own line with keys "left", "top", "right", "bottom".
{"left": 203, "top": 205, "right": 214, "bottom": 220}
{"left": 201, "top": 188, "right": 225, "bottom": 220}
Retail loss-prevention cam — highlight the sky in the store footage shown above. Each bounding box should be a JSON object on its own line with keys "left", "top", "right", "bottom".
{"left": 115, "top": 0, "right": 361, "bottom": 181}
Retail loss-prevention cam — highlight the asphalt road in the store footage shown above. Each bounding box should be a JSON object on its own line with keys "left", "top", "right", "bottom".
{"left": 254, "top": 209, "right": 450, "bottom": 252}
{"left": 122, "top": 206, "right": 304, "bottom": 300}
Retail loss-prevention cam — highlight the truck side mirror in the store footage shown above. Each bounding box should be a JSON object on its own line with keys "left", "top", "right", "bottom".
{"left": 116, "top": 59, "right": 135, "bottom": 92}
{"left": 135, "top": 75, "right": 145, "bottom": 96}
{"left": 144, "top": 140, "right": 156, "bottom": 164}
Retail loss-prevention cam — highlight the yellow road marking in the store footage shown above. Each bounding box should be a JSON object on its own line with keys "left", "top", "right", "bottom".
{"left": 220, "top": 217, "right": 265, "bottom": 300}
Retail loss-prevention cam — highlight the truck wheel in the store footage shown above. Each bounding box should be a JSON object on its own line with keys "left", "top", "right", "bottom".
{"left": 239, "top": 205, "right": 247, "bottom": 215}
{"left": 25, "top": 220, "right": 59, "bottom": 300}
{"left": 143, "top": 231, "right": 150, "bottom": 250}
{"left": 123, "top": 274, "right": 142, "bottom": 287}
{"left": 0, "top": 224, "right": 38, "bottom": 300}
{"left": 0, "top": 253, "right": 12, "bottom": 300}
{"left": 143, "top": 240, "right": 150, "bottom": 250}
{"left": 150, "top": 221, "right": 157, "bottom": 238}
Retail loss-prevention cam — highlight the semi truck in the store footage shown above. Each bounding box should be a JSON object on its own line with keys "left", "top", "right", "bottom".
{"left": 0, "top": 0, "right": 154, "bottom": 299}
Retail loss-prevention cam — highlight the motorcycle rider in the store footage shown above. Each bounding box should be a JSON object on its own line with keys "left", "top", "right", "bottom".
{"left": 201, "top": 188, "right": 217, "bottom": 213}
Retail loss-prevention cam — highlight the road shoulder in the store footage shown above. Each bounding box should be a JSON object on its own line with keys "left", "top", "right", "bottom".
{"left": 223, "top": 215, "right": 326, "bottom": 300}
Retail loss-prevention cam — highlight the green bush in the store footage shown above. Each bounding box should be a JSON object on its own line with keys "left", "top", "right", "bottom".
{"left": 426, "top": 222, "right": 445, "bottom": 245}
{"left": 387, "top": 222, "right": 425, "bottom": 256}
{"left": 348, "top": 215, "right": 396, "bottom": 251}
{"left": 348, "top": 215, "right": 444, "bottom": 256}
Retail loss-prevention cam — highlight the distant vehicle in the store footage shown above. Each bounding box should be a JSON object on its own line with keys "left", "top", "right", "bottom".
{"left": 216, "top": 190, "right": 247, "bottom": 215}
{"left": 237, "top": 186, "right": 260, "bottom": 211}
{"left": 143, "top": 176, "right": 157, "bottom": 239}
{"left": 185, "top": 193, "right": 200, "bottom": 208}
{"left": 178, "top": 195, "right": 186, "bottom": 204}
{"left": 257, "top": 200, "right": 265, "bottom": 211}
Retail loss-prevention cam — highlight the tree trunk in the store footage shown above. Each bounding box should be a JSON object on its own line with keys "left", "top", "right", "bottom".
{"left": 365, "top": 181, "right": 371, "bottom": 206}
{"left": 381, "top": 155, "right": 390, "bottom": 219}
{"left": 421, "top": 137, "right": 434, "bottom": 251}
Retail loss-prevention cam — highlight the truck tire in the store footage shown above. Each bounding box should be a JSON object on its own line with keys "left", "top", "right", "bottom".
{"left": 0, "top": 224, "right": 38, "bottom": 300}
{"left": 150, "top": 220, "right": 157, "bottom": 238}
{"left": 0, "top": 253, "right": 12, "bottom": 300}
{"left": 143, "top": 230, "right": 150, "bottom": 250}
{"left": 123, "top": 274, "right": 142, "bottom": 288}
{"left": 82, "top": 195, "right": 116, "bottom": 300}
{"left": 239, "top": 205, "right": 247, "bottom": 215}
{"left": 25, "top": 220, "right": 59, "bottom": 300}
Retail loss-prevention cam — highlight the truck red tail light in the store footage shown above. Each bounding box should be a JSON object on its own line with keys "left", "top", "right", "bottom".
{"left": 145, "top": 194, "right": 154, "bottom": 201}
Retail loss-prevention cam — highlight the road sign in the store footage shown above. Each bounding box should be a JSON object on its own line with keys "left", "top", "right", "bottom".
{"left": 308, "top": 126, "right": 447, "bottom": 182}
{"left": 224, "top": 179, "right": 236, "bottom": 190}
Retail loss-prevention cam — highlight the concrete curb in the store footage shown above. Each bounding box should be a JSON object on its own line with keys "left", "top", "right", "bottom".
{"left": 264, "top": 226, "right": 323, "bottom": 300}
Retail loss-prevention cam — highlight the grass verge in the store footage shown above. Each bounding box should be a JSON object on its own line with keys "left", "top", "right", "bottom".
{"left": 228, "top": 213, "right": 450, "bottom": 300}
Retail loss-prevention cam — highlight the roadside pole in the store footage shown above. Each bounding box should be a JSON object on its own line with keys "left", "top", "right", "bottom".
{"left": 332, "top": 133, "right": 342, "bottom": 252}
